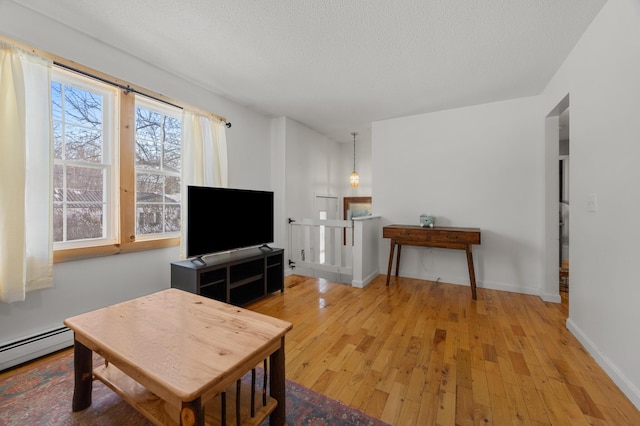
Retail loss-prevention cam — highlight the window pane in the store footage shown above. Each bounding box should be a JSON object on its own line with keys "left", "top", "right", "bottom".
{"left": 63, "top": 85, "right": 103, "bottom": 128}
{"left": 164, "top": 204, "right": 181, "bottom": 232}
{"left": 53, "top": 164, "right": 106, "bottom": 243}
{"left": 137, "top": 205, "right": 163, "bottom": 234}
{"left": 53, "top": 165, "right": 104, "bottom": 202}
{"left": 64, "top": 124, "right": 102, "bottom": 162}
{"left": 136, "top": 172, "right": 181, "bottom": 236}
{"left": 52, "top": 80, "right": 105, "bottom": 163}
{"left": 137, "top": 172, "right": 163, "bottom": 197}
{"left": 135, "top": 105, "right": 181, "bottom": 172}
{"left": 136, "top": 139, "right": 161, "bottom": 170}
{"left": 164, "top": 175, "right": 181, "bottom": 232}
{"left": 164, "top": 122, "right": 181, "bottom": 173}
{"left": 165, "top": 175, "right": 181, "bottom": 203}
{"left": 136, "top": 172, "right": 163, "bottom": 235}
{"left": 66, "top": 204, "right": 104, "bottom": 241}
{"left": 66, "top": 166, "right": 104, "bottom": 195}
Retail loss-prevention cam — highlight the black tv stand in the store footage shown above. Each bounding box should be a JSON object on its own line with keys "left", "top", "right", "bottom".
{"left": 171, "top": 247, "right": 284, "bottom": 306}
{"left": 259, "top": 244, "right": 274, "bottom": 251}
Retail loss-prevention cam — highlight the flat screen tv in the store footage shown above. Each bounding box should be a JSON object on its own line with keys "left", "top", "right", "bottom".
{"left": 186, "top": 185, "right": 274, "bottom": 260}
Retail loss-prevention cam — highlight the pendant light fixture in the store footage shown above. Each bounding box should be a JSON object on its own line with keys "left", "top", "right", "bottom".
{"left": 349, "top": 131, "right": 360, "bottom": 188}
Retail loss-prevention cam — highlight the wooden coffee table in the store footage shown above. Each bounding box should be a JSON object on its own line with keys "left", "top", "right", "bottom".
{"left": 64, "top": 288, "right": 292, "bottom": 425}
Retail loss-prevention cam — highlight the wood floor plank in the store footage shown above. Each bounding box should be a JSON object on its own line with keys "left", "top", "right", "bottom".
{"left": 558, "top": 398, "right": 591, "bottom": 425}
{"left": 417, "top": 392, "right": 439, "bottom": 425}
{"left": 380, "top": 381, "right": 406, "bottom": 424}
{"left": 396, "top": 398, "right": 421, "bottom": 426}
{"left": 364, "top": 388, "right": 389, "bottom": 420}
{"left": 470, "top": 367, "right": 491, "bottom": 407}
{"left": 436, "top": 390, "right": 456, "bottom": 426}
{"left": 349, "top": 367, "right": 381, "bottom": 409}
{"left": 455, "top": 385, "right": 475, "bottom": 425}
{"left": 473, "top": 402, "right": 493, "bottom": 425}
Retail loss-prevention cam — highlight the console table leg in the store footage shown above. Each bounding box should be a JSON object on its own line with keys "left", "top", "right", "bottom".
{"left": 72, "top": 339, "right": 93, "bottom": 412}
{"left": 386, "top": 240, "right": 396, "bottom": 286}
{"left": 465, "top": 245, "right": 478, "bottom": 300}
{"left": 395, "top": 245, "right": 402, "bottom": 277}
{"left": 270, "top": 337, "right": 287, "bottom": 426}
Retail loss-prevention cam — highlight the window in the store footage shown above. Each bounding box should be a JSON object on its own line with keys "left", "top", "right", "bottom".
{"left": 134, "top": 97, "right": 182, "bottom": 237}
{"left": 52, "top": 67, "right": 183, "bottom": 262}
{"left": 52, "top": 69, "right": 117, "bottom": 247}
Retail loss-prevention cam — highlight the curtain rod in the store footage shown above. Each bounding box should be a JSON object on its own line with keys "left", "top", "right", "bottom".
{"left": 53, "top": 61, "right": 231, "bottom": 128}
{"left": 0, "top": 34, "right": 228, "bottom": 127}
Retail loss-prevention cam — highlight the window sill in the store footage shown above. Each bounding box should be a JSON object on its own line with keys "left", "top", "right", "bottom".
{"left": 54, "top": 237, "right": 180, "bottom": 263}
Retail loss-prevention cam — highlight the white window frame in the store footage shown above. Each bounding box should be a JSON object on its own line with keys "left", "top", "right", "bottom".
{"left": 52, "top": 67, "right": 119, "bottom": 250}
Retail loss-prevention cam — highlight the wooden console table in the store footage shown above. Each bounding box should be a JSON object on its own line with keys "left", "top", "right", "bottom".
{"left": 64, "top": 288, "right": 292, "bottom": 425}
{"left": 383, "top": 224, "right": 481, "bottom": 300}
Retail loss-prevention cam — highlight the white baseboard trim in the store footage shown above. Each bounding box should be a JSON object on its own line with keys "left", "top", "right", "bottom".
{"left": 0, "top": 326, "right": 73, "bottom": 371}
{"left": 351, "top": 270, "right": 379, "bottom": 288}
{"left": 566, "top": 317, "right": 640, "bottom": 410}
{"left": 479, "top": 279, "right": 541, "bottom": 296}
{"left": 403, "top": 272, "right": 542, "bottom": 297}
{"left": 539, "top": 291, "right": 562, "bottom": 303}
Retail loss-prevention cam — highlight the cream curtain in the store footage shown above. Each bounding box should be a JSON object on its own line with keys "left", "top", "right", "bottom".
{"left": 180, "top": 110, "right": 228, "bottom": 258}
{"left": 0, "top": 43, "right": 53, "bottom": 303}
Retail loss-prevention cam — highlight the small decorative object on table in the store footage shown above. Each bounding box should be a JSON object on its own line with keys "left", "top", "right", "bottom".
{"left": 420, "top": 214, "right": 435, "bottom": 228}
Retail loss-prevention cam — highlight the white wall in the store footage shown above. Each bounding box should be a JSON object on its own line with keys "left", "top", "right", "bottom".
{"left": 271, "top": 117, "right": 288, "bottom": 253}
{"left": 373, "top": 96, "right": 545, "bottom": 295}
{"left": 540, "top": 0, "right": 640, "bottom": 408}
{"left": 0, "top": 3, "right": 273, "bottom": 344}
{"left": 284, "top": 117, "right": 343, "bottom": 220}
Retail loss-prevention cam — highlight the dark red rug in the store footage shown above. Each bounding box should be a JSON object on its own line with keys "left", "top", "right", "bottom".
{"left": 0, "top": 352, "right": 388, "bottom": 425}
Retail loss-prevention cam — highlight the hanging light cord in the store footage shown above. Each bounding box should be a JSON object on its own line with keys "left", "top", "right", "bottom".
{"left": 351, "top": 132, "right": 357, "bottom": 171}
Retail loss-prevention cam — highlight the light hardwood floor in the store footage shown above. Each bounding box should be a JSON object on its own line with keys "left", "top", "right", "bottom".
{"left": 3, "top": 274, "right": 638, "bottom": 425}
{"left": 247, "top": 274, "right": 640, "bottom": 425}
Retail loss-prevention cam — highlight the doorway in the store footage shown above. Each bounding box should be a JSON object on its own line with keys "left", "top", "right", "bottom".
{"left": 543, "top": 94, "right": 569, "bottom": 302}
{"left": 558, "top": 108, "right": 570, "bottom": 295}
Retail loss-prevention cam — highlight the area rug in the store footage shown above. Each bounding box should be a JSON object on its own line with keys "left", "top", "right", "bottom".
{"left": 0, "top": 352, "right": 388, "bottom": 426}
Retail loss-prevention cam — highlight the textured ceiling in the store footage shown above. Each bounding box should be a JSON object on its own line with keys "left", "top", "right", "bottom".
{"left": 15, "top": 0, "right": 605, "bottom": 143}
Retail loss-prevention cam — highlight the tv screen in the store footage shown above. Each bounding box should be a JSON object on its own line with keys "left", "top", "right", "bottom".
{"left": 187, "top": 186, "right": 274, "bottom": 259}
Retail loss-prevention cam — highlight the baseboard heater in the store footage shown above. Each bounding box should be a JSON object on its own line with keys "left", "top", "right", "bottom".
{"left": 0, "top": 325, "right": 74, "bottom": 371}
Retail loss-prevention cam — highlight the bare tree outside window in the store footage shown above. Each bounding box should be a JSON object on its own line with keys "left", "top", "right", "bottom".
{"left": 135, "top": 97, "right": 182, "bottom": 236}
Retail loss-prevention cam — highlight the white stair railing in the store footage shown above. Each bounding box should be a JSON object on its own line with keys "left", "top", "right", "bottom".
{"left": 288, "top": 218, "right": 353, "bottom": 282}
{"left": 288, "top": 215, "right": 380, "bottom": 287}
